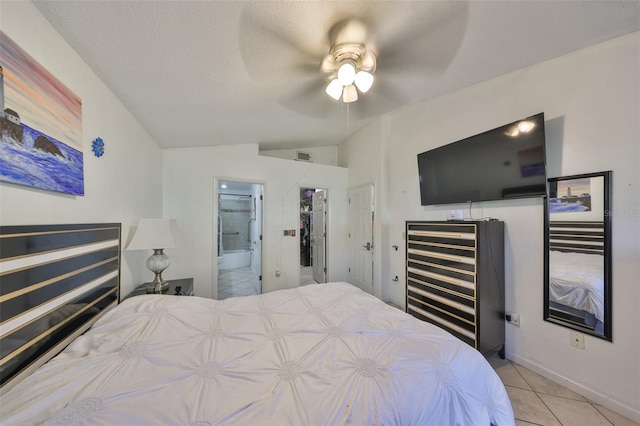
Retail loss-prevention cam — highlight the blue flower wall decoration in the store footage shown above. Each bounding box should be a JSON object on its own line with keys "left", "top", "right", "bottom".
{"left": 92, "top": 137, "right": 105, "bottom": 157}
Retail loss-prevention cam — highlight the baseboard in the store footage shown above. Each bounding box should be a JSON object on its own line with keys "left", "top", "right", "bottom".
{"left": 507, "top": 351, "right": 640, "bottom": 423}
{"left": 384, "top": 300, "right": 402, "bottom": 310}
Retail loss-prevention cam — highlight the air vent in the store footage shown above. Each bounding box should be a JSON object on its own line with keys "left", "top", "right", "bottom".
{"left": 296, "top": 151, "right": 312, "bottom": 162}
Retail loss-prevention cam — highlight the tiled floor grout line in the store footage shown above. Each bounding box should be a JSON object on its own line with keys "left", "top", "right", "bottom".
{"left": 511, "top": 364, "right": 564, "bottom": 426}
{"left": 537, "top": 392, "right": 560, "bottom": 425}
{"left": 505, "top": 360, "right": 619, "bottom": 426}
{"left": 218, "top": 266, "right": 261, "bottom": 299}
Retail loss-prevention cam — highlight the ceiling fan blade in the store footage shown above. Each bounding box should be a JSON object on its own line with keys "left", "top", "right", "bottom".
{"left": 346, "top": 78, "right": 408, "bottom": 120}
{"left": 277, "top": 78, "right": 339, "bottom": 119}
{"left": 320, "top": 54, "right": 338, "bottom": 74}
{"left": 238, "top": 5, "right": 325, "bottom": 93}
{"left": 329, "top": 18, "right": 368, "bottom": 46}
{"left": 359, "top": 50, "right": 377, "bottom": 72}
{"left": 371, "top": 1, "right": 470, "bottom": 76}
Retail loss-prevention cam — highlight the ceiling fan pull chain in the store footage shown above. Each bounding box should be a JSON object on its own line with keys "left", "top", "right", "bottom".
{"left": 346, "top": 103, "right": 350, "bottom": 141}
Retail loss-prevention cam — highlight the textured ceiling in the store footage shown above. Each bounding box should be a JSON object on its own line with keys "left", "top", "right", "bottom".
{"left": 34, "top": 1, "right": 640, "bottom": 151}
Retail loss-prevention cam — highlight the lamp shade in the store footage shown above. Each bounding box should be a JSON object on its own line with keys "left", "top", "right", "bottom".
{"left": 126, "top": 219, "right": 182, "bottom": 250}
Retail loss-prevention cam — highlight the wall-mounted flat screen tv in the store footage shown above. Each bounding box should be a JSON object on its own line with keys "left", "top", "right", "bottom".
{"left": 418, "top": 113, "right": 547, "bottom": 206}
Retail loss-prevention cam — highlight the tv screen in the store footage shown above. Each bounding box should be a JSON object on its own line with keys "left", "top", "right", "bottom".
{"left": 418, "top": 113, "right": 547, "bottom": 206}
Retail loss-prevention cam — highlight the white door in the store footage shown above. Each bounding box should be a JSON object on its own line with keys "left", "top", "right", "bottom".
{"left": 348, "top": 184, "right": 374, "bottom": 293}
{"left": 311, "top": 189, "right": 326, "bottom": 283}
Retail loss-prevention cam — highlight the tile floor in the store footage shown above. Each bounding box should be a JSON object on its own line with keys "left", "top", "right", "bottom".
{"left": 217, "top": 266, "right": 318, "bottom": 300}
{"left": 300, "top": 265, "right": 316, "bottom": 285}
{"left": 488, "top": 355, "right": 639, "bottom": 426}
{"left": 217, "top": 266, "right": 260, "bottom": 300}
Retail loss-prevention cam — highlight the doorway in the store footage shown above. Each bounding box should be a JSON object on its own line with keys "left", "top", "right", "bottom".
{"left": 300, "top": 187, "right": 327, "bottom": 285}
{"left": 216, "top": 180, "right": 263, "bottom": 299}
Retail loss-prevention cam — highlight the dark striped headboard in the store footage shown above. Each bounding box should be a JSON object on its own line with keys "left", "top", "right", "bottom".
{"left": 0, "top": 223, "right": 121, "bottom": 390}
{"left": 548, "top": 221, "right": 604, "bottom": 254}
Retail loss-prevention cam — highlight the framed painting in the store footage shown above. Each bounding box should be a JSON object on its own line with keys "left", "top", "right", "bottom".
{"left": 0, "top": 31, "right": 84, "bottom": 196}
{"left": 548, "top": 176, "right": 594, "bottom": 214}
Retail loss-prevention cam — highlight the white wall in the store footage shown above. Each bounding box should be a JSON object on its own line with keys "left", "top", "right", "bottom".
{"left": 337, "top": 117, "right": 394, "bottom": 301}
{"left": 163, "top": 143, "right": 349, "bottom": 299}
{"left": 259, "top": 145, "right": 338, "bottom": 166}
{"left": 340, "top": 32, "right": 640, "bottom": 420}
{"left": 0, "top": 2, "right": 164, "bottom": 297}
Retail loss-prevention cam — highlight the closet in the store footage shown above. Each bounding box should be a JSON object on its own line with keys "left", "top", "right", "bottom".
{"left": 300, "top": 196, "right": 312, "bottom": 266}
{"left": 405, "top": 220, "right": 505, "bottom": 358}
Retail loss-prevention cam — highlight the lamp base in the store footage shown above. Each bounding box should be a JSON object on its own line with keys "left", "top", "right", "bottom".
{"left": 145, "top": 250, "right": 170, "bottom": 293}
{"left": 145, "top": 281, "right": 169, "bottom": 294}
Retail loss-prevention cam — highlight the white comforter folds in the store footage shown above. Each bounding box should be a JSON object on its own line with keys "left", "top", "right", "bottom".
{"left": 549, "top": 250, "right": 604, "bottom": 321}
{"left": 1, "top": 282, "right": 514, "bottom": 425}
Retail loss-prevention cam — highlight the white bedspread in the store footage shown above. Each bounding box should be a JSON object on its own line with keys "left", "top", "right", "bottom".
{"left": 549, "top": 251, "right": 604, "bottom": 322}
{"left": 1, "top": 282, "right": 514, "bottom": 425}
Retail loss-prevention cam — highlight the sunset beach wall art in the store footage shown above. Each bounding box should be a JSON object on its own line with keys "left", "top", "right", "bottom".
{"left": 0, "top": 31, "right": 84, "bottom": 196}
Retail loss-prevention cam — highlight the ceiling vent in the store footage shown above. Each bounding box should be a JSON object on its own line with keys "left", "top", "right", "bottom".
{"left": 296, "top": 151, "right": 313, "bottom": 162}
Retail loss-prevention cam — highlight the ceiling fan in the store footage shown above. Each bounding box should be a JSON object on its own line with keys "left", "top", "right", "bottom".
{"left": 238, "top": 2, "right": 470, "bottom": 119}
{"left": 320, "top": 19, "right": 377, "bottom": 103}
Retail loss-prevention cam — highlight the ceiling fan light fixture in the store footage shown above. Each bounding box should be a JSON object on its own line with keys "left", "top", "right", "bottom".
{"left": 342, "top": 84, "right": 358, "bottom": 103}
{"left": 354, "top": 71, "right": 374, "bottom": 93}
{"left": 337, "top": 62, "right": 356, "bottom": 86}
{"left": 325, "top": 79, "right": 343, "bottom": 101}
{"left": 322, "top": 33, "right": 378, "bottom": 102}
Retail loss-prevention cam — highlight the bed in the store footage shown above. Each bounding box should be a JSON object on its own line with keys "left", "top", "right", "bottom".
{"left": 549, "top": 250, "right": 604, "bottom": 322}
{"left": 0, "top": 224, "right": 514, "bottom": 425}
{"left": 547, "top": 221, "right": 605, "bottom": 333}
{"left": 0, "top": 223, "right": 121, "bottom": 390}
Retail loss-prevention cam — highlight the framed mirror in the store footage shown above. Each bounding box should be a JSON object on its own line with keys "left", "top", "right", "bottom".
{"left": 544, "top": 171, "right": 612, "bottom": 341}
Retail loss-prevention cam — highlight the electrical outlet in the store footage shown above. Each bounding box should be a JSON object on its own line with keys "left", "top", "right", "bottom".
{"left": 275, "top": 269, "right": 281, "bottom": 277}
{"left": 570, "top": 331, "right": 585, "bottom": 349}
{"left": 447, "top": 210, "right": 464, "bottom": 220}
{"left": 505, "top": 311, "right": 520, "bottom": 327}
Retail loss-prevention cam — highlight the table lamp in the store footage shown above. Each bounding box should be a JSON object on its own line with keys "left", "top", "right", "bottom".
{"left": 126, "top": 218, "right": 182, "bottom": 293}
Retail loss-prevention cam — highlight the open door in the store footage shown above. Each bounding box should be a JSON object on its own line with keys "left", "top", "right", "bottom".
{"left": 311, "top": 189, "right": 327, "bottom": 283}
{"left": 348, "top": 184, "right": 374, "bottom": 294}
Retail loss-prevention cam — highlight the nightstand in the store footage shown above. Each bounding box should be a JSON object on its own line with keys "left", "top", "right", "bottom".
{"left": 124, "top": 278, "right": 194, "bottom": 300}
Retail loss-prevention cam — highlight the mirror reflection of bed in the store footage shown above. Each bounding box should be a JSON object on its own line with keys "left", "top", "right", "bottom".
{"left": 545, "top": 171, "right": 611, "bottom": 340}
{"left": 548, "top": 223, "right": 605, "bottom": 334}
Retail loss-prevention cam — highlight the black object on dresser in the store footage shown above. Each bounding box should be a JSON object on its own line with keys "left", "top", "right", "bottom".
{"left": 405, "top": 221, "right": 505, "bottom": 358}
{"left": 124, "top": 278, "right": 194, "bottom": 301}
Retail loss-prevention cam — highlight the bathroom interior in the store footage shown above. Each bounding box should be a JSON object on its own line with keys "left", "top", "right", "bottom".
{"left": 217, "top": 180, "right": 263, "bottom": 299}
